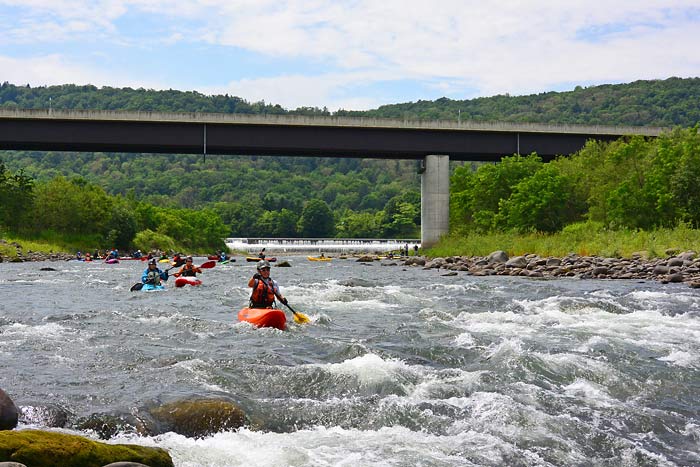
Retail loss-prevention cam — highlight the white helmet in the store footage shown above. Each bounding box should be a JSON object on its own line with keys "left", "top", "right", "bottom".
{"left": 257, "top": 260, "right": 271, "bottom": 270}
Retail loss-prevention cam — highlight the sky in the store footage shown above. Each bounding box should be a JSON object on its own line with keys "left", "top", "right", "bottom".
{"left": 1, "top": 1, "right": 699, "bottom": 111}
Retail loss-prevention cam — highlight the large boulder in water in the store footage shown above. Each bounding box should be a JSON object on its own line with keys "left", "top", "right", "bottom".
{"left": 146, "top": 398, "right": 246, "bottom": 438}
{"left": 0, "top": 429, "right": 173, "bottom": 467}
{"left": 0, "top": 390, "right": 18, "bottom": 431}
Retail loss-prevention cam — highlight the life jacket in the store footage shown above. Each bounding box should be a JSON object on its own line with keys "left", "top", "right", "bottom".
{"left": 250, "top": 278, "right": 276, "bottom": 308}
{"left": 180, "top": 264, "right": 198, "bottom": 277}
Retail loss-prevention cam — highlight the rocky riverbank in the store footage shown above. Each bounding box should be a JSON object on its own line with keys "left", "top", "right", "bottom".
{"left": 391, "top": 249, "right": 700, "bottom": 288}
{"left": 0, "top": 240, "right": 74, "bottom": 263}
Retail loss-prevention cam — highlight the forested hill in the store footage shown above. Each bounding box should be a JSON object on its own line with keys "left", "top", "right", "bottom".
{"left": 341, "top": 77, "right": 700, "bottom": 127}
{"left": 1, "top": 77, "right": 699, "bottom": 127}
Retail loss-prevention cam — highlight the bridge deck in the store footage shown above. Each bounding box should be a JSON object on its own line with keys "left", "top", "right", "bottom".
{"left": 0, "top": 109, "right": 666, "bottom": 161}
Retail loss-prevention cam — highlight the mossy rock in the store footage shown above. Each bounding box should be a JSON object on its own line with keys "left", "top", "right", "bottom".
{"left": 148, "top": 398, "right": 246, "bottom": 438}
{"left": 0, "top": 430, "right": 173, "bottom": 467}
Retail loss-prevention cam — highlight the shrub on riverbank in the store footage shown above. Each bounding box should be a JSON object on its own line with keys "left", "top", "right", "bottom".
{"left": 427, "top": 222, "right": 700, "bottom": 259}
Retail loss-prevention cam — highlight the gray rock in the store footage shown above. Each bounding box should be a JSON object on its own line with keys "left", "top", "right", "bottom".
{"left": 505, "top": 256, "right": 527, "bottom": 268}
{"left": 487, "top": 250, "right": 509, "bottom": 264}
{"left": 667, "top": 273, "right": 684, "bottom": 283}
{"left": 0, "top": 388, "right": 19, "bottom": 430}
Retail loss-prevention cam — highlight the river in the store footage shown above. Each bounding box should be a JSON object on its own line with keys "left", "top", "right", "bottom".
{"left": 1, "top": 256, "right": 699, "bottom": 466}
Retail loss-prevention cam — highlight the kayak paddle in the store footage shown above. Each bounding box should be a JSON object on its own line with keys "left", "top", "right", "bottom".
{"left": 283, "top": 302, "right": 311, "bottom": 324}
{"left": 130, "top": 282, "right": 144, "bottom": 292}
{"left": 172, "top": 260, "right": 216, "bottom": 277}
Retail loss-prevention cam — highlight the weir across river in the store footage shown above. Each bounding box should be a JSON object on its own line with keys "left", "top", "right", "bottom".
{"left": 0, "top": 109, "right": 666, "bottom": 247}
{"left": 225, "top": 237, "right": 421, "bottom": 254}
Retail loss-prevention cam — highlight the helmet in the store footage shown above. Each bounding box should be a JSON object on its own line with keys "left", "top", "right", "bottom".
{"left": 186, "top": 256, "right": 193, "bottom": 262}
{"left": 257, "top": 260, "right": 271, "bottom": 270}
{"left": 149, "top": 258, "right": 157, "bottom": 265}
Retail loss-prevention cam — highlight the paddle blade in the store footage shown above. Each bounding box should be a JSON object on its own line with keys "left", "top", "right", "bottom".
{"left": 130, "top": 283, "right": 144, "bottom": 292}
{"left": 199, "top": 260, "right": 216, "bottom": 269}
{"left": 293, "top": 312, "right": 311, "bottom": 324}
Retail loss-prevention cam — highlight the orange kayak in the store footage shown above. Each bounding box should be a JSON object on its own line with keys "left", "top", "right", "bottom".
{"left": 238, "top": 307, "right": 286, "bottom": 330}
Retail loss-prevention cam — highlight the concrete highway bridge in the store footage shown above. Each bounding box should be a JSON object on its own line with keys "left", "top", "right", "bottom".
{"left": 0, "top": 109, "right": 666, "bottom": 247}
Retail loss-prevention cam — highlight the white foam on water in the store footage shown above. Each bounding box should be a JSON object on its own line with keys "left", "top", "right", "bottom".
{"left": 563, "top": 379, "right": 617, "bottom": 408}
{"left": 1, "top": 322, "right": 72, "bottom": 340}
{"left": 659, "top": 350, "right": 698, "bottom": 368}
{"left": 454, "top": 331, "right": 477, "bottom": 348}
{"left": 682, "top": 423, "right": 700, "bottom": 440}
{"left": 454, "top": 312, "right": 537, "bottom": 338}
{"left": 409, "top": 368, "right": 485, "bottom": 402}
{"left": 135, "top": 312, "right": 186, "bottom": 325}
{"left": 324, "top": 353, "right": 418, "bottom": 387}
{"left": 536, "top": 352, "right": 624, "bottom": 387}
{"left": 285, "top": 281, "right": 399, "bottom": 312}
{"left": 108, "top": 424, "right": 522, "bottom": 467}
{"left": 422, "top": 282, "right": 479, "bottom": 294}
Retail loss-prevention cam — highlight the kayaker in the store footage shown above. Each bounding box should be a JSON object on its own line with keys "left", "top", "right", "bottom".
{"left": 142, "top": 258, "right": 169, "bottom": 286}
{"left": 172, "top": 252, "right": 186, "bottom": 267}
{"left": 174, "top": 256, "right": 202, "bottom": 277}
{"left": 258, "top": 248, "right": 266, "bottom": 259}
{"left": 248, "top": 260, "right": 288, "bottom": 308}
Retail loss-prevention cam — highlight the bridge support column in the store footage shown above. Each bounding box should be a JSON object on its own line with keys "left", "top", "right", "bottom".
{"left": 420, "top": 154, "right": 450, "bottom": 249}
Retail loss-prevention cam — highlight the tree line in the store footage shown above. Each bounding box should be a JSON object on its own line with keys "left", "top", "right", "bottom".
{"left": 2, "top": 77, "right": 699, "bottom": 127}
{"left": 450, "top": 126, "right": 700, "bottom": 236}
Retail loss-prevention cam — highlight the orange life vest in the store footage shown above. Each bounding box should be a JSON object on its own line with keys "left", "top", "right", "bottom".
{"left": 250, "top": 278, "right": 276, "bottom": 308}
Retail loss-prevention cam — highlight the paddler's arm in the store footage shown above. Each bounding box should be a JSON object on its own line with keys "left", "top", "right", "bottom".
{"left": 271, "top": 281, "right": 288, "bottom": 305}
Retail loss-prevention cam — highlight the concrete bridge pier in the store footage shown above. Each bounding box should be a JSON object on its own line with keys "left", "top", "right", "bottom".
{"left": 420, "top": 154, "right": 450, "bottom": 248}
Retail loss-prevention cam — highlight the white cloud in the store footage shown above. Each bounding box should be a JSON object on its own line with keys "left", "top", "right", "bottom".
{"left": 202, "top": 70, "right": 396, "bottom": 111}
{"left": 1, "top": 0, "right": 699, "bottom": 109}
{"left": 0, "top": 54, "right": 166, "bottom": 91}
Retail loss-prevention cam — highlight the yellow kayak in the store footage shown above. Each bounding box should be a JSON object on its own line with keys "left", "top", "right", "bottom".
{"left": 307, "top": 256, "right": 332, "bottom": 262}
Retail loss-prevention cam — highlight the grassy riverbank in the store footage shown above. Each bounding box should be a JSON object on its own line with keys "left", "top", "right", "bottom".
{"left": 426, "top": 222, "right": 700, "bottom": 259}
{"left": 0, "top": 230, "right": 213, "bottom": 260}
{"left": 0, "top": 236, "right": 69, "bottom": 260}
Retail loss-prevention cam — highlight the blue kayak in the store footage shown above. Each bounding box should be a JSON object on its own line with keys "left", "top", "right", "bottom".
{"left": 141, "top": 283, "right": 166, "bottom": 291}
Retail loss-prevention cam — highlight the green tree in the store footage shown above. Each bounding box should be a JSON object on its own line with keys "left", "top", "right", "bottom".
{"left": 105, "top": 202, "right": 137, "bottom": 249}
{"left": 450, "top": 154, "right": 543, "bottom": 232}
{"left": 497, "top": 164, "right": 584, "bottom": 232}
{"left": 0, "top": 162, "right": 34, "bottom": 231}
{"left": 297, "top": 199, "right": 335, "bottom": 237}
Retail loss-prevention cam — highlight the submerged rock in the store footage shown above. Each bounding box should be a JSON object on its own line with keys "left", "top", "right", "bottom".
{"left": 0, "top": 429, "right": 173, "bottom": 467}
{"left": 146, "top": 398, "right": 246, "bottom": 438}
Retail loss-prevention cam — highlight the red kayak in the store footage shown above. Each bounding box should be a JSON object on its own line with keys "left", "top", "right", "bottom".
{"left": 207, "top": 255, "right": 219, "bottom": 260}
{"left": 238, "top": 307, "right": 286, "bottom": 330}
{"left": 175, "top": 277, "right": 202, "bottom": 287}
